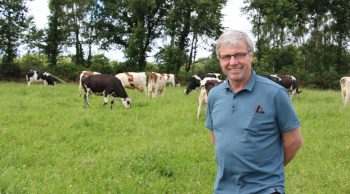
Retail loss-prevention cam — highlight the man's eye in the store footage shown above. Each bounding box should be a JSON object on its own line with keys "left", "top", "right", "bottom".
{"left": 223, "top": 56, "right": 231, "bottom": 60}
{"left": 234, "top": 53, "right": 244, "bottom": 58}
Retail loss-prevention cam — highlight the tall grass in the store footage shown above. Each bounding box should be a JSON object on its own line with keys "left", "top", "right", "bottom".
{"left": 0, "top": 83, "right": 349, "bottom": 193}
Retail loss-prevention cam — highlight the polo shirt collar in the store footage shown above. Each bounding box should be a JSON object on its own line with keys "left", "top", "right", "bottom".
{"left": 223, "top": 70, "right": 256, "bottom": 93}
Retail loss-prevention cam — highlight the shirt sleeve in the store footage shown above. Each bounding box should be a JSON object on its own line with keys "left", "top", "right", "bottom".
{"left": 274, "top": 88, "right": 301, "bottom": 133}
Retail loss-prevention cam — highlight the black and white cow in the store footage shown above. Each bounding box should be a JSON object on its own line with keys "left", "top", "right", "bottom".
{"left": 184, "top": 73, "right": 221, "bottom": 95}
{"left": 266, "top": 74, "right": 302, "bottom": 97}
{"left": 197, "top": 78, "right": 222, "bottom": 118}
{"left": 82, "top": 74, "right": 131, "bottom": 109}
{"left": 26, "top": 70, "right": 55, "bottom": 87}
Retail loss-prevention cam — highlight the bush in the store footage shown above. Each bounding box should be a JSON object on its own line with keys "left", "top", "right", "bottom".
{"left": 54, "top": 57, "right": 80, "bottom": 81}
{"left": 0, "top": 62, "right": 21, "bottom": 80}
{"left": 16, "top": 54, "right": 48, "bottom": 74}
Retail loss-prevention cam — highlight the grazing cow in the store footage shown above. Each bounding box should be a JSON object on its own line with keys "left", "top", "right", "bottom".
{"left": 197, "top": 78, "right": 222, "bottom": 118}
{"left": 26, "top": 70, "right": 55, "bottom": 87}
{"left": 266, "top": 74, "right": 301, "bottom": 98}
{"left": 160, "top": 73, "right": 177, "bottom": 87}
{"left": 79, "top": 71, "right": 101, "bottom": 95}
{"left": 82, "top": 74, "right": 131, "bottom": 109}
{"left": 184, "top": 73, "right": 220, "bottom": 95}
{"left": 340, "top": 77, "right": 350, "bottom": 105}
{"left": 115, "top": 72, "right": 147, "bottom": 94}
{"left": 147, "top": 72, "right": 166, "bottom": 98}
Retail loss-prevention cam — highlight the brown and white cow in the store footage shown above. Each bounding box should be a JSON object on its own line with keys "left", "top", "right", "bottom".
{"left": 197, "top": 78, "right": 222, "bottom": 118}
{"left": 160, "top": 73, "right": 176, "bottom": 87}
{"left": 115, "top": 72, "right": 147, "bottom": 94}
{"left": 147, "top": 72, "right": 166, "bottom": 98}
{"left": 79, "top": 71, "right": 101, "bottom": 95}
{"left": 340, "top": 77, "right": 350, "bottom": 105}
{"left": 267, "top": 74, "right": 301, "bottom": 98}
{"left": 82, "top": 74, "right": 131, "bottom": 109}
{"left": 26, "top": 70, "right": 55, "bottom": 87}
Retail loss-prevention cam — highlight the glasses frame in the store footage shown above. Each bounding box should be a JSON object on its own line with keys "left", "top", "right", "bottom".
{"left": 219, "top": 50, "right": 251, "bottom": 62}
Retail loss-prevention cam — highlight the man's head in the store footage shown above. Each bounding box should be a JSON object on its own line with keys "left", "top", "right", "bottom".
{"left": 216, "top": 30, "right": 254, "bottom": 86}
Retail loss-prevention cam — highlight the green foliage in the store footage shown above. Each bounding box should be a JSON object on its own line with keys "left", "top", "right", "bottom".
{"left": 202, "top": 55, "right": 221, "bottom": 74}
{"left": 0, "top": 0, "right": 31, "bottom": 63}
{"left": 16, "top": 54, "right": 48, "bottom": 73}
{"left": 156, "top": 45, "right": 187, "bottom": 74}
{"left": 0, "top": 84, "right": 349, "bottom": 193}
{"left": 0, "top": 62, "right": 21, "bottom": 79}
{"left": 54, "top": 57, "right": 81, "bottom": 81}
{"left": 144, "top": 62, "right": 159, "bottom": 73}
{"left": 244, "top": 0, "right": 350, "bottom": 89}
{"left": 89, "top": 54, "right": 113, "bottom": 75}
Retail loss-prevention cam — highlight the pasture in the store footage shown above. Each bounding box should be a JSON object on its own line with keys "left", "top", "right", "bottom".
{"left": 0, "top": 82, "right": 349, "bottom": 193}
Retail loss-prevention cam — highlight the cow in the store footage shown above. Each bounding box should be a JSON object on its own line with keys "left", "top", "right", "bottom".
{"left": 340, "top": 77, "right": 350, "bottom": 105}
{"left": 197, "top": 78, "right": 222, "bottom": 118}
{"left": 115, "top": 72, "right": 147, "bottom": 94}
{"left": 81, "top": 74, "right": 131, "bottom": 109}
{"left": 26, "top": 70, "right": 55, "bottom": 87}
{"left": 175, "top": 77, "right": 181, "bottom": 87}
{"left": 184, "top": 73, "right": 220, "bottom": 95}
{"left": 266, "top": 74, "right": 301, "bottom": 98}
{"left": 147, "top": 72, "right": 166, "bottom": 98}
{"left": 160, "top": 73, "right": 176, "bottom": 87}
{"left": 79, "top": 71, "right": 101, "bottom": 96}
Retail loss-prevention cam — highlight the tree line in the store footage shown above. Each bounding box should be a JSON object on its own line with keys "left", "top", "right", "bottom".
{"left": 244, "top": 0, "right": 350, "bottom": 88}
{"left": 0, "top": 0, "right": 225, "bottom": 81}
{"left": 0, "top": 0, "right": 349, "bottom": 89}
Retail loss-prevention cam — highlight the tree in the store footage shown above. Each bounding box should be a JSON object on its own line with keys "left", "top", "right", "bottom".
{"left": 0, "top": 0, "right": 31, "bottom": 64}
{"left": 243, "top": 0, "right": 350, "bottom": 88}
{"left": 160, "top": 0, "right": 226, "bottom": 74}
{"left": 45, "top": 0, "right": 70, "bottom": 68}
{"left": 63, "top": 0, "right": 98, "bottom": 67}
{"left": 96, "top": 0, "right": 169, "bottom": 71}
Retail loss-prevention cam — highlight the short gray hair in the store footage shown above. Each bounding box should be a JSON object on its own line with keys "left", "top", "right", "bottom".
{"left": 215, "top": 30, "right": 254, "bottom": 58}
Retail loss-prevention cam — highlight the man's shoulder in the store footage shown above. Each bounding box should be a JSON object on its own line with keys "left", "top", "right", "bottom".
{"left": 208, "top": 80, "right": 226, "bottom": 95}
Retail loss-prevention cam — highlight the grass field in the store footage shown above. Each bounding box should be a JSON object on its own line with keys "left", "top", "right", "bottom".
{"left": 0, "top": 82, "right": 349, "bottom": 193}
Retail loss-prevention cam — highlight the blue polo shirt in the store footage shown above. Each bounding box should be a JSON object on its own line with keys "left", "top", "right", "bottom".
{"left": 205, "top": 70, "right": 301, "bottom": 194}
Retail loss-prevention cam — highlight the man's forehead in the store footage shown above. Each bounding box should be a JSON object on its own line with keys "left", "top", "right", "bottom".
{"left": 220, "top": 42, "right": 248, "bottom": 52}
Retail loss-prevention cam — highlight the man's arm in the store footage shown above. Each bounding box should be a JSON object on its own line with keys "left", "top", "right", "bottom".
{"left": 210, "top": 131, "right": 215, "bottom": 144}
{"left": 283, "top": 127, "right": 303, "bottom": 166}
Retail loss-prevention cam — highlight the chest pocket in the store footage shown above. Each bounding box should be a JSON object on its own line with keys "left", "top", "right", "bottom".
{"left": 242, "top": 111, "right": 277, "bottom": 135}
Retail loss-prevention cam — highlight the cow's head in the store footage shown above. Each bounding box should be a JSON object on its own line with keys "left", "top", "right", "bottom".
{"left": 121, "top": 97, "right": 132, "bottom": 108}
{"left": 184, "top": 75, "right": 201, "bottom": 95}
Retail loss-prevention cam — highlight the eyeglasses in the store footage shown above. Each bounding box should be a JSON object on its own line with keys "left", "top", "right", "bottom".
{"left": 219, "top": 51, "right": 250, "bottom": 62}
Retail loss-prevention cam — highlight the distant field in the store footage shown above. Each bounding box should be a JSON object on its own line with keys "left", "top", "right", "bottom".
{"left": 0, "top": 82, "right": 349, "bottom": 193}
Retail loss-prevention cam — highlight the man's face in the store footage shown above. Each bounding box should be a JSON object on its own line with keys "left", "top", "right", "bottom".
{"left": 218, "top": 41, "right": 253, "bottom": 84}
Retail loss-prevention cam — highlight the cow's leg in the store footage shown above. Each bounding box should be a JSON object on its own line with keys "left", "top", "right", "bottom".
{"left": 84, "top": 92, "right": 90, "bottom": 107}
{"left": 110, "top": 94, "right": 115, "bottom": 109}
{"left": 103, "top": 93, "right": 108, "bottom": 107}
{"left": 27, "top": 80, "right": 31, "bottom": 87}
{"left": 344, "top": 91, "right": 350, "bottom": 105}
{"left": 147, "top": 83, "right": 151, "bottom": 99}
{"left": 197, "top": 100, "right": 202, "bottom": 119}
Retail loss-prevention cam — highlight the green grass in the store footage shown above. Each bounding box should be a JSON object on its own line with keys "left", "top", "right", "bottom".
{"left": 0, "top": 83, "right": 349, "bottom": 193}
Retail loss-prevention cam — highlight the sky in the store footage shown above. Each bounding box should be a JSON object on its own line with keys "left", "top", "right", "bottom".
{"left": 26, "top": 0, "right": 253, "bottom": 61}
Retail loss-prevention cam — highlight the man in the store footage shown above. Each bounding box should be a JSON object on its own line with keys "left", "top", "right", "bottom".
{"left": 205, "top": 30, "right": 303, "bottom": 194}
